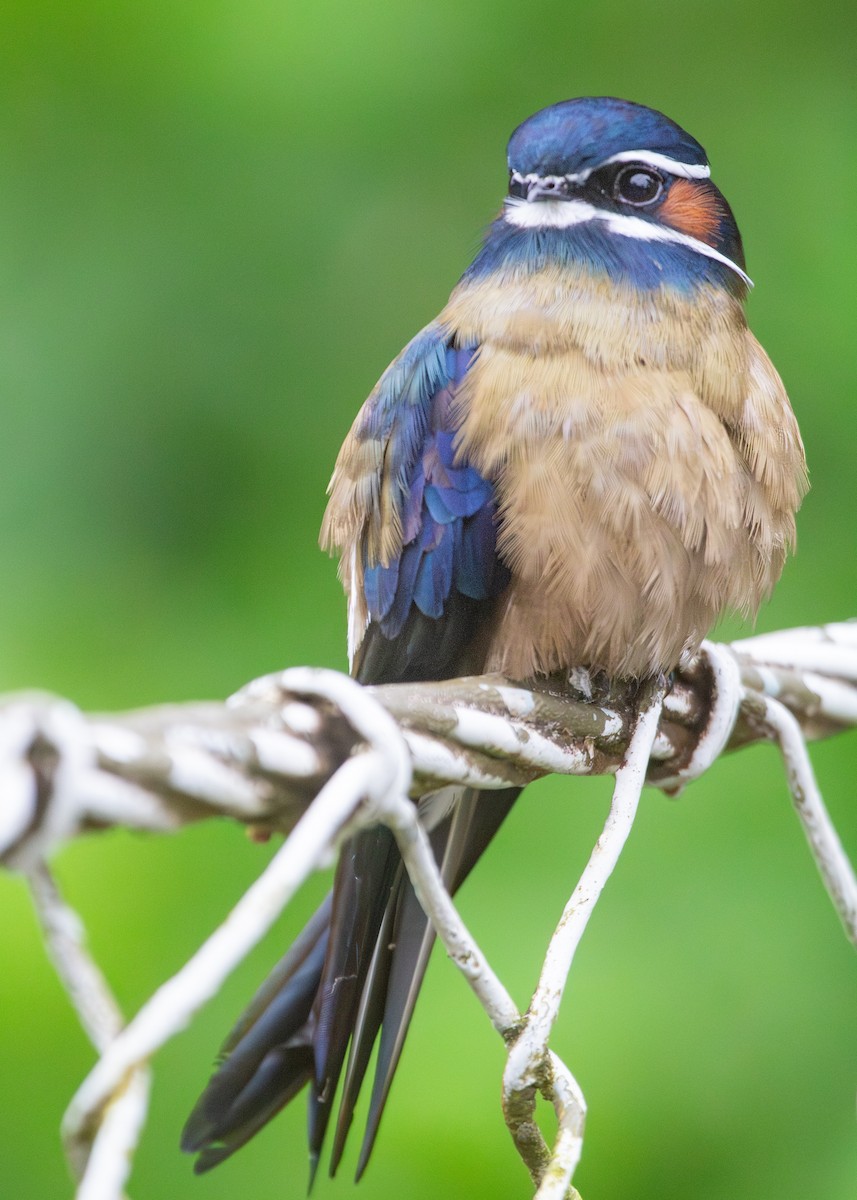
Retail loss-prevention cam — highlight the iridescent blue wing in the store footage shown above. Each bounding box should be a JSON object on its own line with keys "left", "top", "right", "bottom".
{"left": 323, "top": 322, "right": 509, "bottom": 683}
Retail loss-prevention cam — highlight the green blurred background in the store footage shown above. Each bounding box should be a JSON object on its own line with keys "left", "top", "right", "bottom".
{"left": 1, "top": 1, "right": 855, "bottom": 1197}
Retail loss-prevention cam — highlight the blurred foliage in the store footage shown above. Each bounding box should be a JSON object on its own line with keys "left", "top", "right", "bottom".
{"left": 0, "top": 2, "right": 855, "bottom": 1198}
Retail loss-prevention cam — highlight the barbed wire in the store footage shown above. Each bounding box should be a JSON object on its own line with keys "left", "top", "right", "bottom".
{"left": 2, "top": 622, "right": 856, "bottom": 1199}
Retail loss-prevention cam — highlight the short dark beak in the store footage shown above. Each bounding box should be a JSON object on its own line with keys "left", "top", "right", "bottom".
{"left": 526, "top": 178, "right": 573, "bottom": 202}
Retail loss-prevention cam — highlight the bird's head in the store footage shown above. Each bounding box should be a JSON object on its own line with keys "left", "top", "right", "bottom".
{"left": 482, "top": 97, "right": 749, "bottom": 293}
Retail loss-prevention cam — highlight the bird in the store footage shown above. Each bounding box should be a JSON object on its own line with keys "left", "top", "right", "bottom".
{"left": 182, "top": 97, "right": 807, "bottom": 1182}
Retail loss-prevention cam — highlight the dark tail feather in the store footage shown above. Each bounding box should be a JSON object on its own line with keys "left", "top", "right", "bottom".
{"left": 328, "top": 787, "right": 521, "bottom": 1179}
{"left": 353, "top": 786, "right": 520, "bottom": 1178}
{"left": 183, "top": 787, "right": 519, "bottom": 1177}
{"left": 353, "top": 871, "right": 437, "bottom": 1179}
{"left": 181, "top": 895, "right": 331, "bottom": 1162}
{"left": 327, "top": 885, "right": 399, "bottom": 1174}
{"left": 192, "top": 1044, "right": 314, "bottom": 1174}
{"left": 306, "top": 824, "right": 401, "bottom": 1164}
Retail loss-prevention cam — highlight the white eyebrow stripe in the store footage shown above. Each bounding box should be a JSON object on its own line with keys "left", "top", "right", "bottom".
{"left": 596, "top": 150, "right": 711, "bottom": 180}
{"left": 510, "top": 153, "right": 710, "bottom": 187}
{"left": 503, "top": 198, "right": 753, "bottom": 288}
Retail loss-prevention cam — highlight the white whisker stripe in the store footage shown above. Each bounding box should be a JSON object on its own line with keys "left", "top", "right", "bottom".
{"left": 506, "top": 197, "right": 600, "bottom": 227}
{"left": 503, "top": 198, "right": 753, "bottom": 288}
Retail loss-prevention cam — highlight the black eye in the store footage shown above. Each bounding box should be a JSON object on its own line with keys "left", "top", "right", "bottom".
{"left": 613, "top": 165, "right": 664, "bottom": 206}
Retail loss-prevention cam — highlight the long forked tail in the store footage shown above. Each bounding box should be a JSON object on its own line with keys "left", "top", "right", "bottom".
{"left": 182, "top": 786, "right": 520, "bottom": 1180}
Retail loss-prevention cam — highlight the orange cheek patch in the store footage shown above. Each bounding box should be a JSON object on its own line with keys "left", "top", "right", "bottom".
{"left": 660, "top": 179, "right": 723, "bottom": 245}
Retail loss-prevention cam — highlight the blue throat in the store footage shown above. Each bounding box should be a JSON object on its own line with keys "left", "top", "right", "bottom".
{"left": 464, "top": 213, "right": 747, "bottom": 296}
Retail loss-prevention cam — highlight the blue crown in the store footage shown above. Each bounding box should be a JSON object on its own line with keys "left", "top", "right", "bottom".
{"left": 507, "top": 97, "right": 708, "bottom": 178}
